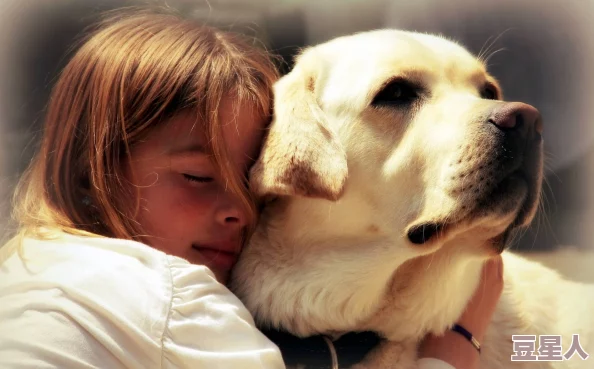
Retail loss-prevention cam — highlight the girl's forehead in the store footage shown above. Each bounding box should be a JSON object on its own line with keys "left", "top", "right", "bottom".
{"left": 160, "top": 113, "right": 206, "bottom": 149}
{"left": 139, "top": 101, "right": 267, "bottom": 166}
{"left": 218, "top": 100, "right": 268, "bottom": 163}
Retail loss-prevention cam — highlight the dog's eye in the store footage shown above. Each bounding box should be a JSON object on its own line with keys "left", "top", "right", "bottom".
{"left": 372, "top": 80, "right": 419, "bottom": 107}
{"left": 481, "top": 84, "right": 498, "bottom": 100}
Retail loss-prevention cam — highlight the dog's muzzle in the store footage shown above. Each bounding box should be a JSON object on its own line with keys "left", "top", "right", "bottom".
{"left": 406, "top": 101, "right": 543, "bottom": 246}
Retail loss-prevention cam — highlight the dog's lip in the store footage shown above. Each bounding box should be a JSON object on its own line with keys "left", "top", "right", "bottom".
{"left": 507, "top": 168, "right": 529, "bottom": 183}
{"left": 492, "top": 164, "right": 527, "bottom": 187}
{"left": 489, "top": 228, "right": 514, "bottom": 253}
{"left": 476, "top": 165, "right": 529, "bottom": 205}
{"left": 406, "top": 168, "right": 530, "bottom": 246}
{"left": 496, "top": 166, "right": 539, "bottom": 228}
{"left": 406, "top": 221, "right": 450, "bottom": 245}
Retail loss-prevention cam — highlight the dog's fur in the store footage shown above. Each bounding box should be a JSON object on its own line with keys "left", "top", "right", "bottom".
{"left": 231, "top": 30, "right": 594, "bottom": 368}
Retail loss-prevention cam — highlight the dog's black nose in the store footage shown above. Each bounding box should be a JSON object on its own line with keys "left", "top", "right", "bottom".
{"left": 488, "top": 102, "right": 542, "bottom": 137}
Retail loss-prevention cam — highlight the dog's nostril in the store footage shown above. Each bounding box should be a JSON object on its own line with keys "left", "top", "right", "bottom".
{"left": 488, "top": 102, "right": 540, "bottom": 134}
{"left": 407, "top": 223, "right": 443, "bottom": 245}
{"left": 515, "top": 113, "right": 524, "bottom": 128}
{"left": 535, "top": 117, "right": 543, "bottom": 134}
{"left": 489, "top": 115, "right": 517, "bottom": 130}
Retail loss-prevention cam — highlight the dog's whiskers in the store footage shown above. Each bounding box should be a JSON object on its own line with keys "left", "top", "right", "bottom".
{"left": 483, "top": 47, "right": 508, "bottom": 65}
{"left": 477, "top": 28, "right": 514, "bottom": 63}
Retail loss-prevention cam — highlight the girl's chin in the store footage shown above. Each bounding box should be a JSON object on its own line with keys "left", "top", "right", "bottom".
{"left": 208, "top": 267, "right": 230, "bottom": 284}
{"left": 177, "top": 248, "right": 233, "bottom": 283}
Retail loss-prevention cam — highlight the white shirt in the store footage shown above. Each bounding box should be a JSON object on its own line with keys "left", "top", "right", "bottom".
{"left": 0, "top": 231, "right": 454, "bottom": 369}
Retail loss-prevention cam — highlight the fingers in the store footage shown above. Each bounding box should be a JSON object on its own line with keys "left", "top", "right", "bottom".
{"left": 455, "top": 255, "right": 506, "bottom": 342}
{"left": 479, "top": 255, "right": 504, "bottom": 298}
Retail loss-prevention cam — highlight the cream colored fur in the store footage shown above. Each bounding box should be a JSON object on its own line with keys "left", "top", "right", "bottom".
{"left": 231, "top": 30, "right": 594, "bottom": 368}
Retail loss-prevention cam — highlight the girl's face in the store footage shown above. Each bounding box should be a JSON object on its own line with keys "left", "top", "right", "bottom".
{"left": 123, "top": 98, "right": 266, "bottom": 283}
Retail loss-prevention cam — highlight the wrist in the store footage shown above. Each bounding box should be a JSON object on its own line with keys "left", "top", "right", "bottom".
{"left": 451, "top": 324, "right": 481, "bottom": 354}
{"left": 455, "top": 316, "right": 488, "bottom": 343}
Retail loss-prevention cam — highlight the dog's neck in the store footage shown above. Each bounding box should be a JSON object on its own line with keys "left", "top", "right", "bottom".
{"left": 235, "top": 197, "right": 485, "bottom": 342}
{"left": 359, "top": 247, "right": 483, "bottom": 340}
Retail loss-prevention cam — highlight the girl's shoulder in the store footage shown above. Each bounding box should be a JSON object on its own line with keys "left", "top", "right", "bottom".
{"left": 1, "top": 231, "right": 181, "bottom": 329}
{"left": 0, "top": 231, "right": 284, "bottom": 368}
{"left": 3, "top": 231, "right": 176, "bottom": 286}
{"left": 0, "top": 230, "right": 283, "bottom": 368}
{"left": 0, "top": 231, "right": 225, "bottom": 309}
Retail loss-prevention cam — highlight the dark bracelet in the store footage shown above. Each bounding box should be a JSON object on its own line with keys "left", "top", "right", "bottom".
{"left": 451, "top": 324, "right": 481, "bottom": 354}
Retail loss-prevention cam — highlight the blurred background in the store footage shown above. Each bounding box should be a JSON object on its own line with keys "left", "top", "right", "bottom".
{"left": 1, "top": 0, "right": 593, "bottom": 280}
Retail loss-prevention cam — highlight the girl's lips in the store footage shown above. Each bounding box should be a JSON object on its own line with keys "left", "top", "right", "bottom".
{"left": 192, "top": 246, "right": 238, "bottom": 270}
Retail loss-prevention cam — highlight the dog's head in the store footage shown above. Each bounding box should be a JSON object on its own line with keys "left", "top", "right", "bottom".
{"left": 232, "top": 30, "right": 543, "bottom": 336}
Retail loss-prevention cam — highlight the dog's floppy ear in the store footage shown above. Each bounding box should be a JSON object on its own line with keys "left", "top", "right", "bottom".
{"left": 250, "top": 52, "right": 348, "bottom": 201}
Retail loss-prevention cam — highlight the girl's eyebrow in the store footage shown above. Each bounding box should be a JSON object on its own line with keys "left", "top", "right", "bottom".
{"left": 168, "top": 143, "right": 207, "bottom": 157}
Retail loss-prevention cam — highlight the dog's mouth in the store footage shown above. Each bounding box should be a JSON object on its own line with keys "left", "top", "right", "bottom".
{"left": 489, "top": 169, "right": 534, "bottom": 222}
{"left": 407, "top": 153, "right": 542, "bottom": 248}
{"left": 406, "top": 222, "right": 447, "bottom": 245}
{"left": 475, "top": 141, "right": 543, "bottom": 228}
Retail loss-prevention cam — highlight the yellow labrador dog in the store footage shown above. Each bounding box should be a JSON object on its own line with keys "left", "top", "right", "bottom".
{"left": 231, "top": 30, "right": 594, "bottom": 368}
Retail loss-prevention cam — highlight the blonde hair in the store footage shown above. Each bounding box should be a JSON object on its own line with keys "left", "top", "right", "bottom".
{"left": 11, "top": 9, "right": 279, "bottom": 243}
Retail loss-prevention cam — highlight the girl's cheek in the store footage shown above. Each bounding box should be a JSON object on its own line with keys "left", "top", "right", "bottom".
{"left": 179, "top": 182, "right": 220, "bottom": 208}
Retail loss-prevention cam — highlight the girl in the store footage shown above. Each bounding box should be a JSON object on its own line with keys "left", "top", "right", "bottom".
{"left": 0, "top": 8, "right": 502, "bottom": 369}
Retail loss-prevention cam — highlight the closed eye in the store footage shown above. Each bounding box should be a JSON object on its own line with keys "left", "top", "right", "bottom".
{"left": 372, "top": 79, "right": 422, "bottom": 107}
{"left": 183, "top": 174, "right": 214, "bottom": 183}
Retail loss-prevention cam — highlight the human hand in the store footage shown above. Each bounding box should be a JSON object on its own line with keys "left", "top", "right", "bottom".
{"left": 419, "top": 255, "right": 504, "bottom": 369}
{"left": 456, "top": 255, "right": 504, "bottom": 342}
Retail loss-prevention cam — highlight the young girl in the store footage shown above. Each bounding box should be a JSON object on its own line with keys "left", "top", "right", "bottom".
{"left": 0, "top": 9, "right": 502, "bottom": 369}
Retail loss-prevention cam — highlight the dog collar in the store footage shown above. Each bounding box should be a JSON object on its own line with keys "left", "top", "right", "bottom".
{"left": 261, "top": 328, "right": 381, "bottom": 368}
